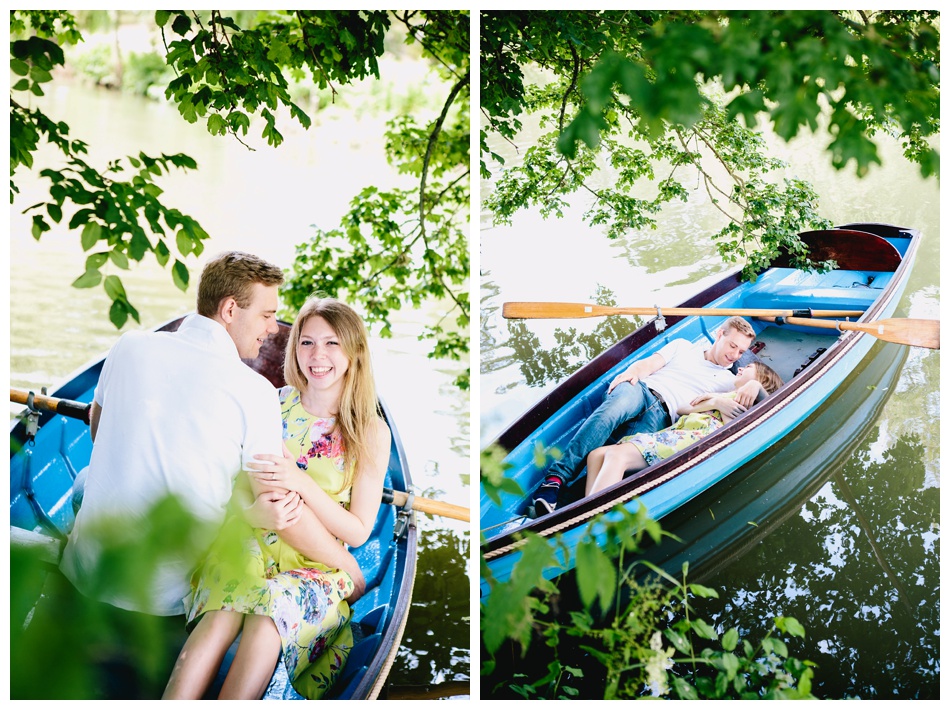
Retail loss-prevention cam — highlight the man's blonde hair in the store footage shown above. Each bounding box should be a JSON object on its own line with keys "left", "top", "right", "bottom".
{"left": 723, "top": 316, "right": 755, "bottom": 339}
{"left": 196, "top": 252, "right": 284, "bottom": 317}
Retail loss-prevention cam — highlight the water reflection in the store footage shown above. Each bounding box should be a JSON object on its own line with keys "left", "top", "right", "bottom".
{"left": 694, "top": 431, "right": 938, "bottom": 698}
{"left": 391, "top": 527, "right": 471, "bottom": 697}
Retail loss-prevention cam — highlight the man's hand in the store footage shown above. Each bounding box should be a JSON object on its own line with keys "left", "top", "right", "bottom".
{"left": 607, "top": 371, "right": 639, "bottom": 394}
{"left": 242, "top": 490, "right": 304, "bottom": 530}
{"left": 715, "top": 396, "right": 747, "bottom": 422}
{"left": 734, "top": 380, "right": 761, "bottom": 407}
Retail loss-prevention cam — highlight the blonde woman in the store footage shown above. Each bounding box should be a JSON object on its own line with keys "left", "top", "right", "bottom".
{"left": 164, "top": 298, "right": 390, "bottom": 700}
{"left": 585, "top": 362, "right": 783, "bottom": 496}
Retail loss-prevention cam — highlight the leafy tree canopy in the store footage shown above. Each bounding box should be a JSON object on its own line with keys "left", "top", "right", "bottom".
{"left": 11, "top": 10, "right": 469, "bottom": 387}
{"left": 481, "top": 10, "right": 938, "bottom": 279}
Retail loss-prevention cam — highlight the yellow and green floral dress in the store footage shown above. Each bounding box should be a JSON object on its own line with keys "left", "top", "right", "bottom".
{"left": 620, "top": 392, "right": 737, "bottom": 465}
{"left": 187, "top": 386, "right": 355, "bottom": 699}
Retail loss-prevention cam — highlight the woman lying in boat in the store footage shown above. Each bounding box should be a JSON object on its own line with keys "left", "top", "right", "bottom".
{"left": 164, "top": 297, "right": 391, "bottom": 700}
{"left": 584, "top": 362, "right": 784, "bottom": 497}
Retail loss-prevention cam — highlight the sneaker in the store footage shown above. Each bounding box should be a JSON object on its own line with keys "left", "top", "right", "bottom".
{"left": 527, "top": 479, "right": 561, "bottom": 518}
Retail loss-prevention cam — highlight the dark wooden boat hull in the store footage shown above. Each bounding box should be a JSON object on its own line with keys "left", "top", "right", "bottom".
{"left": 480, "top": 223, "right": 920, "bottom": 597}
{"left": 10, "top": 318, "right": 417, "bottom": 700}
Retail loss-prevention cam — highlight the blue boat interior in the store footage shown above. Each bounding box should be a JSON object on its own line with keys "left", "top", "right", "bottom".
{"left": 9, "top": 362, "right": 412, "bottom": 700}
{"left": 480, "top": 245, "right": 905, "bottom": 537}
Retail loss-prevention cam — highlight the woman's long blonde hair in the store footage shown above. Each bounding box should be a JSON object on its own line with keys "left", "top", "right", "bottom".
{"left": 284, "top": 297, "right": 382, "bottom": 492}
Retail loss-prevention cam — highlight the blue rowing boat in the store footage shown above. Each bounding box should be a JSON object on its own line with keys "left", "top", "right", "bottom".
{"left": 10, "top": 317, "right": 417, "bottom": 700}
{"left": 480, "top": 223, "right": 922, "bottom": 598}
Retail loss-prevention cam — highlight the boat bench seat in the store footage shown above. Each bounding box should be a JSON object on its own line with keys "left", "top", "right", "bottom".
{"left": 743, "top": 269, "right": 893, "bottom": 313}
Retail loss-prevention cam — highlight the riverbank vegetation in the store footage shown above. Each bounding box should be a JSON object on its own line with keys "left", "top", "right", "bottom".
{"left": 481, "top": 11, "right": 938, "bottom": 279}
{"left": 11, "top": 10, "right": 470, "bottom": 386}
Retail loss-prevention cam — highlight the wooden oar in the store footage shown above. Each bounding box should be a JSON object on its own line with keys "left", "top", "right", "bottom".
{"left": 11, "top": 387, "right": 471, "bottom": 522}
{"left": 10, "top": 387, "right": 92, "bottom": 423}
{"left": 756, "top": 316, "right": 939, "bottom": 349}
{"left": 502, "top": 302, "right": 865, "bottom": 320}
{"left": 382, "top": 489, "right": 469, "bottom": 523}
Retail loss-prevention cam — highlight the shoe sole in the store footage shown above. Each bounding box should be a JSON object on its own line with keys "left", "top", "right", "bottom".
{"left": 526, "top": 498, "right": 556, "bottom": 519}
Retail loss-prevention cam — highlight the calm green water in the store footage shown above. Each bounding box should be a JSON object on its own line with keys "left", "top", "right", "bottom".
{"left": 480, "top": 122, "right": 939, "bottom": 698}
{"left": 9, "top": 83, "right": 470, "bottom": 697}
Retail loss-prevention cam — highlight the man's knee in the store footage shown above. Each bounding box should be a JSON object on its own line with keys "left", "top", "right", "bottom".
{"left": 600, "top": 382, "right": 646, "bottom": 420}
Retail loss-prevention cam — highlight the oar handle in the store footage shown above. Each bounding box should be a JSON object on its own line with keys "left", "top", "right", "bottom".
{"left": 382, "top": 488, "right": 470, "bottom": 522}
{"left": 10, "top": 388, "right": 92, "bottom": 424}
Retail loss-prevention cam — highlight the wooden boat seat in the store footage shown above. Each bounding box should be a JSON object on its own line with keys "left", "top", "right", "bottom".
{"left": 772, "top": 228, "right": 904, "bottom": 271}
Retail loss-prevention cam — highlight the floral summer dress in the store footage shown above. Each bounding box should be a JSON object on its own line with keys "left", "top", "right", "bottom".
{"left": 188, "top": 386, "right": 355, "bottom": 699}
{"left": 620, "top": 392, "right": 737, "bottom": 465}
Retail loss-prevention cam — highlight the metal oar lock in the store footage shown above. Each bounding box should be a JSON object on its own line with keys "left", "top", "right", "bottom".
{"left": 391, "top": 490, "right": 415, "bottom": 540}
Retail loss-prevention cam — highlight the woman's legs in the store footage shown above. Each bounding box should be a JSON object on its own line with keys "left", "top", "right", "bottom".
{"left": 585, "top": 447, "right": 608, "bottom": 496}
{"left": 163, "top": 610, "right": 244, "bottom": 699}
{"left": 588, "top": 442, "right": 648, "bottom": 496}
{"left": 218, "top": 613, "right": 282, "bottom": 700}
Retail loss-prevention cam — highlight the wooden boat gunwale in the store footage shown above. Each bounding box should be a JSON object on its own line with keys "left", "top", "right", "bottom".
{"left": 481, "top": 223, "right": 920, "bottom": 571}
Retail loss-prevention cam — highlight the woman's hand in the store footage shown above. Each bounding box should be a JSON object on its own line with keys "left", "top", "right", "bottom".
{"left": 243, "top": 490, "right": 304, "bottom": 530}
{"left": 714, "top": 396, "right": 747, "bottom": 421}
{"left": 247, "top": 443, "right": 308, "bottom": 493}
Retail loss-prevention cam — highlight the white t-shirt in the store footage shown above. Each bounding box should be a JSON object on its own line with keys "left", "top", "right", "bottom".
{"left": 643, "top": 339, "right": 737, "bottom": 421}
{"left": 60, "top": 314, "right": 283, "bottom": 615}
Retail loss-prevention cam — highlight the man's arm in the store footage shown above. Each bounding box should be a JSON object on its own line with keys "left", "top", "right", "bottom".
{"left": 90, "top": 401, "right": 102, "bottom": 442}
{"left": 608, "top": 352, "right": 666, "bottom": 393}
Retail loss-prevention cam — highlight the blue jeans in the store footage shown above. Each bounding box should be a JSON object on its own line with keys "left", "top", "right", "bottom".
{"left": 546, "top": 381, "right": 671, "bottom": 486}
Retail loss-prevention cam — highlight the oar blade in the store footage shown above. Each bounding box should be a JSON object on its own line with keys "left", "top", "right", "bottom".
{"left": 502, "top": 302, "right": 613, "bottom": 319}
{"left": 873, "top": 318, "right": 940, "bottom": 349}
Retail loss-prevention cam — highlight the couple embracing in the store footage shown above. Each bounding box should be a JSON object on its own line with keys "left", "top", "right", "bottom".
{"left": 528, "top": 316, "right": 784, "bottom": 517}
{"left": 60, "top": 251, "right": 389, "bottom": 699}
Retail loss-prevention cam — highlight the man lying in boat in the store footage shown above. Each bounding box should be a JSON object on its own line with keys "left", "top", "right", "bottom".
{"left": 584, "top": 362, "right": 784, "bottom": 496}
{"left": 527, "top": 316, "right": 762, "bottom": 518}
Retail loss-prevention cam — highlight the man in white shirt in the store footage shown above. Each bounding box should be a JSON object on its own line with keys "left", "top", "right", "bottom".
{"left": 61, "top": 251, "right": 362, "bottom": 616}
{"left": 528, "top": 316, "right": 761, "bottom": 517}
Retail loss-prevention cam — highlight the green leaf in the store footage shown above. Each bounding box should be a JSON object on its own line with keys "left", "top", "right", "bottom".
{"left": 72, "top": 269, "right": 102, "bottom": 289}
{"left": 673, "top": 677, "right": 699, "bottom": 700}
{"left": 109, "top": 299, "right": 130, "bottom": 329}
{"left": 103, "top": 275, "right": 126, "bottom": 301}
{"left": 722, "top": 626, "right": 739, "bottom": 652}
{"left": 688, "top": 583, "right": 719, "bottom": 599}
{"left": 207, "top": 113, "right": 227, "bottom": 136}
{"left": 776, "top": 616, "right": 806, "bottom": 639}
{"left": 171, "top": 13, "right": 192, "bottom": 36}
{"left": 109, "top": 249, "right": 130, "bottom": 269}
{"left": 172, "top": 260, "right": 190, "bottom": 291}
{"left": 176, "top": 229, "right": 194, "bottom": 256}
{"left": 81, "top": 222, "right": 102, "bottom": 251}
{"left": 690, "top": 618, "right": 718, "bottom": 641}
{"left": 11, "top": 58, "right": 29, "bottom": 76}
{"left": 575, "top": 538, "right": 616, "bottom": 611}
{"left": 31, "top": 215, "right": 50, "bottom": 240}
{"left": 155, "top": 10, "right": 172, "bottom": 27}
